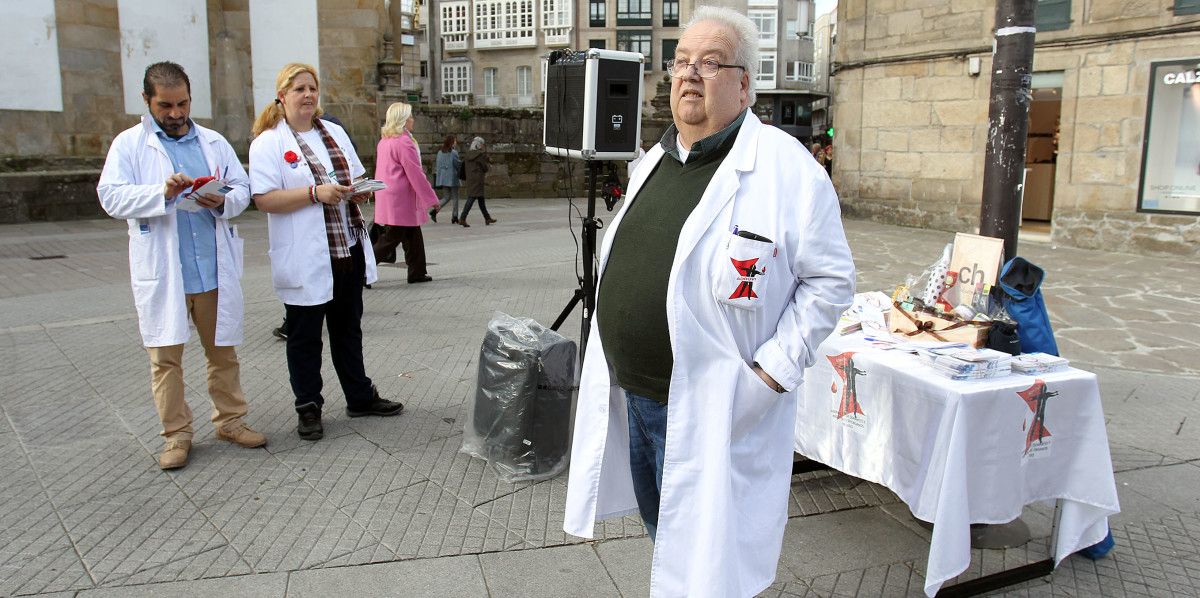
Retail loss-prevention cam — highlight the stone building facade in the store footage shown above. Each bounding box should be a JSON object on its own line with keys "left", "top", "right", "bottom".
{"left": 832, "top": 0, "right": 1200, "bottom": 257}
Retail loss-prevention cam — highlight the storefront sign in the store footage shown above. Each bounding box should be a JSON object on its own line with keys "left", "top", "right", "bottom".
{"left": 1138, "top": 59, "right": 1200, "bottom": 215}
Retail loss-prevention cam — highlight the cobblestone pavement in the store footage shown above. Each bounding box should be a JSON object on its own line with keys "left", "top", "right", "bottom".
{"left": 0, "top": 199, "right": 1196, "bottom": 597}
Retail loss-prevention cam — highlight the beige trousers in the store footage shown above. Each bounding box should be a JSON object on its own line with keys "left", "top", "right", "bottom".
{"left": 146, "top": 289, "right": 247, "bottom": 440}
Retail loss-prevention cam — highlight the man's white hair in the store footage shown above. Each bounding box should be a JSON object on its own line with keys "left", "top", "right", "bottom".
{"left": 684, "top": 5, "right": 759, "bottom": 104}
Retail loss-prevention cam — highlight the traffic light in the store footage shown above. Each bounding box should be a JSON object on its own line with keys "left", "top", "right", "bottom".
{"left": 826, "top": 127, "right": 834, "bottom": 138}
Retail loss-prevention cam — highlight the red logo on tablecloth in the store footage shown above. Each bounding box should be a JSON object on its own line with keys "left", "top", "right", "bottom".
{"left": 728, "top": 258, "right": 765, "bottom": 300}
{"left": 1018, "top": 379, "right": 1057, "bottom": 455}
{"left": 828, "top": 352, "right": 866, "bottom": 419}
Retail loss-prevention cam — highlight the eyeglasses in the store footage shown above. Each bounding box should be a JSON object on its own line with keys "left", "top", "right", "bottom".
{"left": 665, "top": 58, "right": 746, "bottom": 79}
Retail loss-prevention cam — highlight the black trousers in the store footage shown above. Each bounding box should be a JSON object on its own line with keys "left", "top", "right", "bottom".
{"left": 284, "top": 242, "right": 374, "bottom": 411}
{"left": 372, "top": 225, "right": 427, "bottom": 281}
{"left": 460, "top": 196, "right": 491, "bottom": 220}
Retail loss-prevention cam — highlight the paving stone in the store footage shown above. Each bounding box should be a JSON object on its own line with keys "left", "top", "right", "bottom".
{"left": 75, "top": 572, "right": 287, "bottom": 597}
{"left": 341, "top": 478, "right": 522, "bottom": 560}
{"left": 60, "top": 486, "right": 227, "bottom": 585}
{"left": 594, "top": 536, "right": 653, "bottom": 597}
{"left": 789, "top": 469, "right": 903, "bottom": 517}
{"left": 288, "top": 554, "right": 488, "bottom": 597}
{"left": 200, "top": 480, "right": 380, "bottom": 573}
{"left": 28, "top": 437, "right": 162, "bottom": 509}
{"left": 479, "top": 543, "right": 621, "bottom": 597}
{"left": 777, "top": 507, "right": 930, "bottom": 580}
{"left": 801, "top": 561, "right": 923, "bottom": 597}
{"left": 272, "top": 433, "right": 426, "bottom": 507}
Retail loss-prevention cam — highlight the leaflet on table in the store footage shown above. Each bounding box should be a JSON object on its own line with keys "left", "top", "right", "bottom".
{"left": 177, "top": 178, "right": 234, "bottom": 213}
{"left": 837, "top": 291, "right": 892, "bottom": 335}
{"left": 1011, "top": 352, "right": 1069, "bottom": 374}
{"left": 352, "top": 179, "right": 387, "bottom": 194}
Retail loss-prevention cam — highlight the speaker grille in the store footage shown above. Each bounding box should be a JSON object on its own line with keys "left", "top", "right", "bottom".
{"left": 545, "top": 62, "right": 586, "bottom": 152}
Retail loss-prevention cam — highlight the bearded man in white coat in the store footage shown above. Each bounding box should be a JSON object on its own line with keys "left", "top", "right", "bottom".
{"left": 98, "top": 62, "right": 266, "bottom": 471}
{"left": 563, "top": 7, "right": 856, "bottom": 596}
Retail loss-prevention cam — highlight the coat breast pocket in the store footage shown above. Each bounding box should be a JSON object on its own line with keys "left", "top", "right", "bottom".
{"left": 713, "top": 231, "right": 776, "bottom": 311}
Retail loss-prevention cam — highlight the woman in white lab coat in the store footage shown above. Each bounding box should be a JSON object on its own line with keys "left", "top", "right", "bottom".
{"left": 249, "top": 62, "right": 404, "bottom": 442}
{"left": 563, "top": 112, "right": 856, "bottom": 597}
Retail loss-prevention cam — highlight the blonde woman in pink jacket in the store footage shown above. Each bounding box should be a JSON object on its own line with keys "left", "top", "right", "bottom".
{"left": 371, "top": 102, "right": 439, "bottom": 283}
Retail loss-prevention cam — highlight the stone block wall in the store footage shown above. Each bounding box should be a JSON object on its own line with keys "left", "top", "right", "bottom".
{"left": 833, "top": 0, "right": 1200, "bottom": 257}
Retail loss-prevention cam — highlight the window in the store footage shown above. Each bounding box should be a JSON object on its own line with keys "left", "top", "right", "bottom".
{"left": 542, "top": 0, "right": 572, "bottom": 45}
{"left": 441, "top": 62, "right": 472, "bottom": 103}
{"left": 617, "top": 31, "right": 652, "bottom": 66}
{"left": 1035, "top": 0, "right": 1070, "bottom": 32}
{"left": 1175, "top": 0, "right": 1200, "bottom": 14}
{"left": 516, "top": 66, "right": 533, "bottom": 96}
{"left": 662, "top": 0, "right": 679, "bottom": 27}
{"left": 661, "top": 39, "right": 677, "bottom": 70}
{"left": 474, "top": 0, "right": 536, "bottom": 48}
{"left": 440, "top": 1, "right": 470, "bottom": 51}
{"left": 616, "top": 0, "right": 651, "bottom": 26}
{"left": 786, "top": 61, "right": 813, "bottom": 82}
{"left": 785, "top": 19, "right": 797, "bottom": 39}
{"left": 749, "top": 10, "right": 777, "bottom": 47}
{"left": 589, "top": 38, "right": 607, "bottom": 49}
{"left": 482, "top": 67, "right": 498, "bottom": 96}
{"left": 400, "top": 0, "right": 415, "bottom": 13}
{"left": 420, "top": 61, "right": 428, "bottom": 78}
{"left": 758, "top": 51, "right": 776, "bottom": 89}
{"left": 590, "top": 0, "right": 606, "bottom": 27}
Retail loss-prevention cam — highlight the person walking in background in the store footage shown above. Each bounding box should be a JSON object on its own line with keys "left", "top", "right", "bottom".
{"left": 458, "top": 136, "right": 496, "bottom": 227}
{"left": 248, "top": 62, "right": 405, "bottom": 442}
{"left": 97, "top": 61, "right": 266, "bottom": 470}
{"left": 372, "top": 102, "right": 438, "bottom": 283}
{"left": 430, "top": 135, "right": 461, "bottom": 223}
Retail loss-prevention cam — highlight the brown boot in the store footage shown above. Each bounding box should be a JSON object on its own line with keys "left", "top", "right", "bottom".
{"left": 460, "top": 219, "right": 470, "bottom": 227}
{"left": 485, "top": 217, "right": 497, "bottom": 225}
{"left": 216, "top": 420, "right": 267, "bottom": 448}
{"left": 159, "top": 438, "right": 191, "bottom": 470}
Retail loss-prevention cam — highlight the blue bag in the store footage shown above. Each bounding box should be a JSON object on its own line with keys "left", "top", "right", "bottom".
{"left": 997, "top": 257, "right": 1059, "bottom": 356}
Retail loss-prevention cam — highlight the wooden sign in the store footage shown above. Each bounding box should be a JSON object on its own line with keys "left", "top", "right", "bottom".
{"left": 948, "top": 233, "right": 1004, "bottom": 304}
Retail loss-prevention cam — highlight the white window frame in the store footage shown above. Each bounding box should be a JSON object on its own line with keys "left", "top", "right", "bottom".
{"left": 757, "top": 51, "right": 776, "bottom": 89}
{"left": 749, "top": 9, "right": 777, "bottom": 48}
{"left": 440, "top": 1, "right": 470, "bottom": 51}
{"left": 541, "top": 0, "right": 572, "bottom": 46}
{"left": 474, "top": 0, "right": 536, "bottom": 49}
{"left": 482, "top": 67, "right": 498, "bottom": 96}
{"left": 442, "top": 62, "right": 473, "bottom": 103}
{"left": 785, "top": 60, "right": 813, "bottom": 82}
{"left": 516, "top": 65, "right": 532, "bottom": 96}
{"left": 785, "top": 19, "right": 797, "bottom": 39}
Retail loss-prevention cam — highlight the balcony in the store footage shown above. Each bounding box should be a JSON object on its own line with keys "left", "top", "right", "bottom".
{"left": 444, "top": 35, "right": 468, "bottom": 51}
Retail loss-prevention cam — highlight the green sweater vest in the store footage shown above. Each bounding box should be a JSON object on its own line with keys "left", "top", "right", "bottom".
{"left": 595, "top": 125, "right": 740, "bottom": 404}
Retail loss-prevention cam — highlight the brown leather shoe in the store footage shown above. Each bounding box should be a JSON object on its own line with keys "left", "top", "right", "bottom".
{"left": 159, "top": 438, "right": 191, "bottom": 470}
{"left": 460, "top": 220, "right": 470, "bottom": 227}
{"left": 216, "top": 420, "right": 267, "bottom": 448}
{"left": 485, "top": 217, "right": 497, "bottom": 225}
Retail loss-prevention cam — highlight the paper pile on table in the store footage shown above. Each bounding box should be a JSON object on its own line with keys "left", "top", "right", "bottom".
{"left": 1010, "top": 352, "right": 1069, "bottom": 374}
{"left": 922, "top": 347, "right": 1013, "bottom": 380}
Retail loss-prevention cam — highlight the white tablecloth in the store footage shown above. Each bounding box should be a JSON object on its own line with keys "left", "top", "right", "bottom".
{"left": 795, "top": 333, "right": 1120, "bottom": 596}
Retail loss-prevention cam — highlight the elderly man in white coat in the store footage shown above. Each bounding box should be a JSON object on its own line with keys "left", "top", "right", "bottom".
{"left": 563, "top": 7, "right": 855, "bottom": 597}
{"left": 98, "top": 62, "right": 266, "bottom": 471}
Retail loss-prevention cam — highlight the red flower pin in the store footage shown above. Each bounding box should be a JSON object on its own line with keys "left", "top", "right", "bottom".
{"left": 284, "top": 150, "right": 300, "bottom": 169}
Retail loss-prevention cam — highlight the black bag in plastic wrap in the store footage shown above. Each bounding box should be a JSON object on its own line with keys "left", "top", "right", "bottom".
{"left": 461, "top": 312, "right": 577, "bottom": 482}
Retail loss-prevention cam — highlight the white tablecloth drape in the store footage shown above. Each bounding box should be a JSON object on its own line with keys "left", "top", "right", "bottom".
{"left": 795, "top": 333, "right": 1120, "bottom": 596}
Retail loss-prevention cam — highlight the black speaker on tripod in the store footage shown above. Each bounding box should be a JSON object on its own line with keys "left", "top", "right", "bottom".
{"left": 544, "top": 48, "right": 644, "bottom": 161}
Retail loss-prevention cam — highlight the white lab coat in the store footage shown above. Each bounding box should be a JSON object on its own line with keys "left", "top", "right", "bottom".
{"left": 248, "top": 119, "right": 377, "bottom": 306}
{"left": 97, "top": 116, "right": 250, "bottom": 348}
{"left": 564, "top": 112, "right": 856, "bottom": 597}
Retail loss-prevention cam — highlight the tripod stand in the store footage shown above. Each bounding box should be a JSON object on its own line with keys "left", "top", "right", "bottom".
{"left": 550, "top": 161, "right": 607, "bottom": 363}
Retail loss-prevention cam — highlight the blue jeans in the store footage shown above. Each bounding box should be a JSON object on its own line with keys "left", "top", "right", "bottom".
{"left": 625, "top": 390, "right": 667, "bottom": 541}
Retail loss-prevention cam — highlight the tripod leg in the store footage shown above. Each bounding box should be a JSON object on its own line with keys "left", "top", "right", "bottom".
{"left": 551, "top": 288, "right": 584, "bottom": 331}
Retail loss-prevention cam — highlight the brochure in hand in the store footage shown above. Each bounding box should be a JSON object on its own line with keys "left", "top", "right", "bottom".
{"left": 352, "top": 179, "right": 387, "bottom": 194}
{"left": 178, "top": 177, "right": 233, "bottom": 212}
